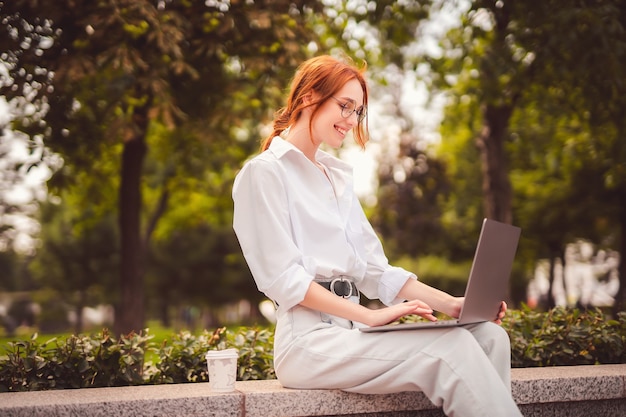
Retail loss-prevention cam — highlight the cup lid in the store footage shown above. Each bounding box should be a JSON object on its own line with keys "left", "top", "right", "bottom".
{"left": 205, "top": 348, "right": 238, "bottom": 359}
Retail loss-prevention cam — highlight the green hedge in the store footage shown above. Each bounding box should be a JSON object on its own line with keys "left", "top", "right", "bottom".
{"left": 0, "top": 326, "right": 275, "bottom": 392}
{"left": 1, "top": 307, "right": 625, "bottom": 392}
{"left": 506, "top": 306, "right": 626, "bottom": 367}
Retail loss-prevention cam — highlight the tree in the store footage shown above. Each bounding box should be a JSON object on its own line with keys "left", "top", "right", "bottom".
{"left": 320, "top": 1, "right": 455, "bottom": 257}
{"left": 507, "top": 87, "right": 600, "bottom": 308}
{"left": 145, "top": 223, "right": 257, "bottom": 327}
{"left": 374, "top": 137, "right": 451, "bottom": 257}
{"left": 422, "top": 0, "right": 626, "bottom": 308}
{"left": 483, "top": 0, "right": 626, "bottom": 310}
{"left": 0, "top": 248, "right": 19, "bottom": 292}
{"left": 425, "top": 1, "right": 536, "bottom": 225}
{"left": 549, "top": 2, "right": 626, "bottom": 311}
{"left": 370, "top": 68, "right": 451, "bottom": 258}
{"left": 29, "top": 198, "right": 119, "bottom": 333}
{"left": 0, "top": 0, "right": 322, "bottom": 333}
{"left": 2, "top": 0, "right": 446, "bottom": 333}
{"left": 436, "top": 91, "right": 488, "bottom": 254}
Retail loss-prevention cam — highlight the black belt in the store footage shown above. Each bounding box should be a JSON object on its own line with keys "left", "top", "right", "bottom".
{"left": 317, "top": 277, "right": 359, "bottom": 298}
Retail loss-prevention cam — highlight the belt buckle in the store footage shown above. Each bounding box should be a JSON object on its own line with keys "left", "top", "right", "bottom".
{"left": 330, "top": 277, "right": 352, "bottom": 298}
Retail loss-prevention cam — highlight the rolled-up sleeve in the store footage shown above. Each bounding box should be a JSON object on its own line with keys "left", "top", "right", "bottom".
{"left": 232, "top": 159, "right": 313, "bottom": 310}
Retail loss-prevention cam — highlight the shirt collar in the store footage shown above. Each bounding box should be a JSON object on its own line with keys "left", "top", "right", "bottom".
{"left": 267, "top": 136, "right": 353, "bottom": 174}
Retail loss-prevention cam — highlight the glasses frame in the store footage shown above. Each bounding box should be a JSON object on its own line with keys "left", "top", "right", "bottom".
{"left": 330, "top": 96, "right": 367, "bottom": 123}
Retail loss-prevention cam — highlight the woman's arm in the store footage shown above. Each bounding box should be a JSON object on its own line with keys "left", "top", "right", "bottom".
{"left": 397, "top": 279, "right": 508, "bottom": 323}
{"left": 397, "top": 279, "right": 463, "bottom": 318}
{"left": 299, "top": 281, "right": 437, "bottom": 327}
{"left": 233, "top": 159, "right": 318, "bottom": 311}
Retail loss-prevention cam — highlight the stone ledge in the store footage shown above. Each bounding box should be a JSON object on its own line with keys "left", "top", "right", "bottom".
{"left": 1, "top": 364, "right": 625, "bottom": 416}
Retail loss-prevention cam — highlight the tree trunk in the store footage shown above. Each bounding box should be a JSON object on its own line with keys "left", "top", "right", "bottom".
{"left": 115, "top": 116, "right": 148, "bottom": 335}
{"left": 475, "top": 104, "right": 514, "bottom": 224}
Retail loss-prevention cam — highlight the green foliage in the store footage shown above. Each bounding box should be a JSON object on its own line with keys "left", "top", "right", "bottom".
{"left": 231, "top": 327, "right": 275, "bottom": 381}
{"left": 503, "top": 306, "right": 626, "bottom": 368}
{"left": 3, "top": 308, "right": 625, "bottom": 391}
{"left": 373, "top": 143, "right": 453, "bottom": 259}
{"left": 0, "top": 0, "right": 326, "bottom": 334}
{"left": 144, "top": 224, "right": 258, "bottom": 315}
{"left": 0, "top": 329, "right": 150, "bottom": 391}
{"left": 147, "top": 326, "right": 276, "bottom": 384}
{"left": 436, "top": 89, "right": 484, "bottom": 254}
{"left": 394, "top": 255, "right": 470, "bottom": 297}
{"left": 0, "top": 249, "right": 36, "bottom": 293}
{"left": 0, "top": 326, "right": 275, "bottom": 392}
{"left": 29, "top": 201, "right": 119, "bottom": 309}
{"left": 427, "top": 0, "right": 626, "bottom": 309}
{"left": 148, "top": 328, "right": 226, "bottom": 384}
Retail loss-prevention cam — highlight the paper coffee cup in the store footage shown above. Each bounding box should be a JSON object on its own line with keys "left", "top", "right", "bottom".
{"left": 205, "top": 348, "right": 238, "bottom": 392}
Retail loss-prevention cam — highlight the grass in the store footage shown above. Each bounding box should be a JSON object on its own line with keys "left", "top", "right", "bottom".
{"left": 0, "top": 320, "right": 203, "bottom": 362}
{"left": 0, "top": 320, "right": 254, "bottom": 367}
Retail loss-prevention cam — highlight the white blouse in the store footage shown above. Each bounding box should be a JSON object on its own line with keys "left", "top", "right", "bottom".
{"left": 232, "top": 137, "right": 416, "bottom": 312}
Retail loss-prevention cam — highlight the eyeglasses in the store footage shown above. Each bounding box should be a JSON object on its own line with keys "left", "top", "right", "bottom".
{"left": 331, "top": 96, "right": 367, "bottom": 123}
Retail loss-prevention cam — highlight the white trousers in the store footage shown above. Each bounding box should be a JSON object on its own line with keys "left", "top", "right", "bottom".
{"left": 274, "top": 301, "right": 523, "bottom": 417}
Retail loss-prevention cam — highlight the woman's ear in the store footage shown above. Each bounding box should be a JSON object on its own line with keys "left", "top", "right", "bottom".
{"left": 302, "top": 90, "right": 320, "bottom": 106}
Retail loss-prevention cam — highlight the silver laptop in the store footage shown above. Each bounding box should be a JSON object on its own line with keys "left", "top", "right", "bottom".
{"left": 360, "top": 218, "right": 521, "bottom": 333}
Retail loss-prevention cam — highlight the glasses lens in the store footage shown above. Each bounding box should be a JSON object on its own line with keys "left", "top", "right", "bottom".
{"left": 333, "top": 97, "right": 366, "bottom": 122}
{"left": 356, "top": 107, "right": 366, "bottom": 122}
{"left": 342, "top": 101, "right": 355, "bottom": 118}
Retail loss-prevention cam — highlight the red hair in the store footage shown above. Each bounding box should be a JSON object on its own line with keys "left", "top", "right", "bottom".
{"left": 261, "top": 55, "right": 369, "bottom": 151}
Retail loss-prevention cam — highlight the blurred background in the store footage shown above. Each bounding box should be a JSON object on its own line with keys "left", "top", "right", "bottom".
{"left": 0, "top": 0, "right": 624, "bottom": 337}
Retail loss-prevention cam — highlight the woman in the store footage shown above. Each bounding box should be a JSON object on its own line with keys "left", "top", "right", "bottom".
{"left": 232, "top": 55, "right": 522, "bottom": 416}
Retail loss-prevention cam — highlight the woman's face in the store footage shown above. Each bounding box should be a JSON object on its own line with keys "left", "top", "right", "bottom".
{"left": 311, "top": 78, "right": 364, "bottom": 149}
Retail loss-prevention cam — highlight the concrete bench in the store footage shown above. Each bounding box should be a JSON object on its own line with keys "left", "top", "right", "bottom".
{"left": 1, "top": 364, "right": 625, "bottom": 416}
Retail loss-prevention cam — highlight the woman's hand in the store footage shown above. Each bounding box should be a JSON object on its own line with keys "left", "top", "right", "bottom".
{"left": 364, "top": 299, "right": 436, "bottom": 327}
{"left": 448, "top": 297, "right": 464, "bottom": 319}
{"left": 494, "top": 301, "right": 507, "bottom": 325}
{"left": 447, "top": 298, "right": 507, "bottom": 324}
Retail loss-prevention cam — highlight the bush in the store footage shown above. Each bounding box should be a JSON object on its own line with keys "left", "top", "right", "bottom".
{"left": 0, "top": 326, "right": 274, "bottom": 392}
{"left": 1, "top": 308, "right": 625, "bottom": 391}
{"left": 0, "top": 329, "right": 150, "bottom": 391}
{"left": 503, "top": 306, "right": 626, "bottom": 367}
{"left": 147, "top": 326, "right": 275, "bottom": 384}
{"left": 148, "top": 328, "right": 225, "bottom": 384}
